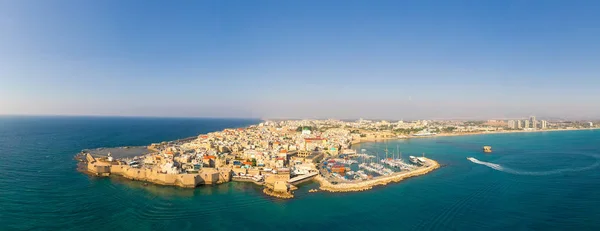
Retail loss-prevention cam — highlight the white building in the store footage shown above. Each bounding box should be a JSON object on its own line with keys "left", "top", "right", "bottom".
{"left": 508, "top": 120, "right": 516, "bottom": 129}
{"left": 541, "top": 120, "right": 548, "bottom": 129}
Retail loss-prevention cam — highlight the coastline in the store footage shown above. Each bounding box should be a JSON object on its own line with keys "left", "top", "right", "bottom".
{"left": 429, "top": 127, "right": 600, "bottom": 138}
{"left": 77, "top": 123, "right": 595, "bottom": 199}
{"left": 314, "top": 158, "right": 440, "bottom": 193}
{"left": 351, "top": 127, "right": 599, "bottom": 146}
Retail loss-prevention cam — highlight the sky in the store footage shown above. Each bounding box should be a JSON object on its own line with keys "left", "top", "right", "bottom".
{"left": 1, "top": 0, "right": 600, "bottom": 120}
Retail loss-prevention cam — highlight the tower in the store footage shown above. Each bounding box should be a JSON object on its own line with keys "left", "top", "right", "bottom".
{"left": 508, "top": 120, "right": 516, "bottom": 129}
{"left": 530, "top": 116, "right": 537, "bottom": 129}
{"left": 541, "top": 120, "right": 548, "bottom": 129}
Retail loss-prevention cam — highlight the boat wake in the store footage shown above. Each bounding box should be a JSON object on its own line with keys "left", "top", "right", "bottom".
{"left": 466, "top": 156, "right": 600, "bottom": 176}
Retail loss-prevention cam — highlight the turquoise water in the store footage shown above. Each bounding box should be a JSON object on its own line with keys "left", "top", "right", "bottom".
{"left": 1, "top": 116, "right": 599, "bottom": 230}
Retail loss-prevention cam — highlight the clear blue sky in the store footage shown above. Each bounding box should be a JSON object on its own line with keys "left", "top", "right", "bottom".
{"left": 1, "top": 0, "right": 599, "bottom": 120}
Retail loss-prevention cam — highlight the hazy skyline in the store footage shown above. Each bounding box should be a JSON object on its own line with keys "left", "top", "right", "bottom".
{"left": 2, "top": 1, "right": 600, "bottom": 120}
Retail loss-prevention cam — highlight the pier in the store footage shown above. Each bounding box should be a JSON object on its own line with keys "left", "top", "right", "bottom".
{"left": 288, "top": 172, "right": 318, "bottom": 185}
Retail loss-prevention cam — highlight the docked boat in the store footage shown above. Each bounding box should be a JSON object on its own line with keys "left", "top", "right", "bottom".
{"left": 409, "top": 156, "right": 419, "bottom": 164}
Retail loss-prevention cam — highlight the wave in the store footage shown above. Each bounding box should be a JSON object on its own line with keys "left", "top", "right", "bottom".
{"left": 467, "top": 156, "right": 600, "bottom": 176}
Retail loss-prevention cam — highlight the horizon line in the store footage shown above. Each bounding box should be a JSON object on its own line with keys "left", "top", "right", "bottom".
{"left": 1, "top": 113, "right": 598, "bottom": 121}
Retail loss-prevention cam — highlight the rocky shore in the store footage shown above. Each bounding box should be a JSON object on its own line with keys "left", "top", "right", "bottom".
{"left": 263, "top": 188, "right": 294, "bottom": 199}
{"left": 314, "top": 158, "right": 440, "bottom": 193}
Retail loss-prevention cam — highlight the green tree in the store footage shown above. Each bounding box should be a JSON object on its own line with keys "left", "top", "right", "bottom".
{"left": 442, "top": 127, "right": 456, "bottom": 132}
{"left": 296, "top": 126, "right": 315, "bottom": 132}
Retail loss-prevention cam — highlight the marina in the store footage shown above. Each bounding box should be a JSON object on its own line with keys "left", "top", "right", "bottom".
{"left": 315, "top": 157, "right": 440, "bottom": 193}
{"left": 318, "top": 145, "right": 431, "bottom": 186}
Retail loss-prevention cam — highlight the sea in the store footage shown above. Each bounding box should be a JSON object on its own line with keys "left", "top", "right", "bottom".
{"left": 1, "top": 116, "right": 599, "bottom": 231}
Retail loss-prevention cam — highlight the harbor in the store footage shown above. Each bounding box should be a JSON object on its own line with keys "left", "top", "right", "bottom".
{"left": 315, "top": 157, "right": 439, "bottom": 192}
{"left": 314, "top": 146, "right": 440, "bottom": 192}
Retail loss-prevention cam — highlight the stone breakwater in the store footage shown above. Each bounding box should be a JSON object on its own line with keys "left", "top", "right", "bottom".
{"left": 315, "top": 158, "right": 440, "bottom": 193}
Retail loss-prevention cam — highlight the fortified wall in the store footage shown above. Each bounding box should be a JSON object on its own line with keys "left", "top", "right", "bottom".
{"left": 86, "top": 154, "right": 231, "bottom": 188}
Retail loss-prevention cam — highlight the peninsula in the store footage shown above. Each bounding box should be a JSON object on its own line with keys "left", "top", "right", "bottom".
{"left": 77, "top": 117, "right": 596, "bottom": 198}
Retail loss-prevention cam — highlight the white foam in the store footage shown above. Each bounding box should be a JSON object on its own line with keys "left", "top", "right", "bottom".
{"left": 467, "top": 156, "right": 600, "bottom": 176}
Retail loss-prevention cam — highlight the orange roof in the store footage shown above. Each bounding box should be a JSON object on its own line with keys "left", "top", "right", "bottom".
{"left": 203, "top": 155, "right": 216, "bottom": 160}
{"left": 279, "top": 149, "right": 288, "bottom": 153}
{"left": 243, "top": 161, "right": 252, "bottom": 165}
{"left": 200, "top": 135, "right": 208, "bottom": 139}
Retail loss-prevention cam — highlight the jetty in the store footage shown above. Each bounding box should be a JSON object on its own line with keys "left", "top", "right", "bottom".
{"left": 288, "top": 172, "right": 318, "bottom": 185}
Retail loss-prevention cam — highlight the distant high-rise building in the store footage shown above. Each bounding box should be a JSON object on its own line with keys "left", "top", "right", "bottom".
{"left": 589, "top": 122, "right": 594, "bottom": 127}
{"left": 508, "top": 120, "right": 516, "bottom": 129}
{"left": 530, "top": 116, "right": 537, "bottom": 129}
{"left": 524, "top": 120, "right": 530, "bottom": 129}
{"left": 517, "top": 120, "right": 522, "bottom": 129}
{"left": 541, "top": 120, "right": 547, "bottom": 129}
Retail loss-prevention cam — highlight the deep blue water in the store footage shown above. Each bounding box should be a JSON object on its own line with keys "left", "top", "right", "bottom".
{"left": 1, "top": 116, "right": 599, "bottom": 231}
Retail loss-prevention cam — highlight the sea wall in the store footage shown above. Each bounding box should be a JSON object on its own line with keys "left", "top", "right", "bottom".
{"left": 101, "top": 164, "right": 221, "bottom": 188}
{"left": 315, "top": 158, "right": 440, "bottom": 192}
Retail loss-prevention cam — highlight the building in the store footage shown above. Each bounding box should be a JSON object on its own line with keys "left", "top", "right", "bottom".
{"left": 541, "top": 120, "right": 548, "bottom": 129}
{"left": 202, "top": 155, "right": 216, "bottom": 167}
{"left": 589, "top": 122, "right": 594, "bottom": 127}
{"left": 507, "top": 120, "right": 516, "bottom": 129}
{"left": 517, "top": 120, "right": 522, "bottom": 129}
{"left": 304, "top": 137, "right": 327, "bottom": 151}
{"left": 523, "top": 120, "right": 530, "bottom": 129}
{"left": 530, "top": 116, "right": 537, "bottom": 129}
{"left": 297, "top": 150, "right": 311, "bottom": 158}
